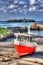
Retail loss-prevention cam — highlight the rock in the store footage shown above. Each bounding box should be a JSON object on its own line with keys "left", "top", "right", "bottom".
{"left": 0, "top": 57, "right": 3, "bottom": 61}
{"left": 0, "top": 28, "right": 14, "bottom": 41}
{"left": 9, "top": 50, "right": 20, "bottom": 59}
{"left": 9, "top": 62, "right": 17, "bottom": 65}
{"left": 0, "top": 34, "right": 7, "bottom": 41}
{"left": 0, "top": 48, "right": 20, "bottom": 60}
{"left": 0, "top": 56, "right": 12, "bottom": 62}
{"left": 22, "top": 58, "right": 43, "bottom": 64}
{"left": 2, "top": 57, "right": 12, "bottom": 62}
{"left": 7, "top": 30, "right": 14, "bottom": 38}
{"left": 30, "top": 23, "right": 43, "bottom": 30}
{"left": 18, "top": 60, "right": 40, "bottom": 65}
{"left": 0, "top": 47, "right": 43, "bottom": 65}
{"left": 7, "top": 27, "right": 28, "bottom": 33}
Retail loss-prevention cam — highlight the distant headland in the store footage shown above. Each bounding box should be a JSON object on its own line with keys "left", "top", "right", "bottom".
{"left": 7, "top": 18, "right": 35, "bottom": 22}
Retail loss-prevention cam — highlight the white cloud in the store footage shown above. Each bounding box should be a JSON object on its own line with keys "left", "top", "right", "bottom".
{"left": 8, "top": 4, "right": 14, "bottom": 9}
{"left": 38, "top": 0, "right": 40, "bottom": 1}
{"left": 14, "top": 0, "right": 19, "bottom": 4}
{"left": 8, "top": 4, "right": 18, "bottom": 9}
{"left": 30, "top": 0, "right": 36, "bottom": 5}
{"left": 29, "top": 7, "right": 32, "bottom": 11}
{"left": 19, "top": 1, "right": 27, "bottom": 4}
{"left": 32, "top": 6, "right": 36, "bottom": 10}
{"left": 19, "top": 9, "right": 23, "bottom": 13}
{"left": 0, "top": 6, "right": 7, "bottom": 13}
{"left": 23, "top": 5, "right": 27, "bottom": 8}
{"left": 29, "top": 6, "right": 36, "bottom": 11}
{"left": 7, "top": 8, "right": 17, "bottom": 13}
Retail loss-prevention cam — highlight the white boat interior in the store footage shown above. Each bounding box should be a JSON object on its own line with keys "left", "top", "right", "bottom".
{"left": 14, "top": 34, "right": 37, "bottom": 47}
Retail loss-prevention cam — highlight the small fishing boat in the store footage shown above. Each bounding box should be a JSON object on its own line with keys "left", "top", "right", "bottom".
{"left": 14, "top": 34, "right": 37, "bottom": 57}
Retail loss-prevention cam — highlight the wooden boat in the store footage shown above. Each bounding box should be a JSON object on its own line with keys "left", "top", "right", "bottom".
{"left": 14, "top": 34, "right": 37, "bottom": 57}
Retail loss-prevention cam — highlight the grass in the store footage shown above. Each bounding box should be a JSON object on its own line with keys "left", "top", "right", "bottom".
{"left": 0, "top": 28, "right": 8, "bottom": 35}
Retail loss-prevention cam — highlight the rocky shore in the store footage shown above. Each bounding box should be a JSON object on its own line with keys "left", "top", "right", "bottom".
{"left": 0, "top": 45, "right": 43, "bottom": 65}
{"left": 0, "top": 30, "right": 14, "bottom": 41}
{"left": 0, "top": 27, "right": 28, "bottom": 41}
{"left": 30, "top": 23, "right": 43, "bottom": 30}
{"left": 7, "top": 27, "right": 28, "bottom": 33}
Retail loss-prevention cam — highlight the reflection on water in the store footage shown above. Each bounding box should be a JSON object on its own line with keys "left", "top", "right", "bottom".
{"left": 30, "top": 30, "right": 43, "bottom": 36}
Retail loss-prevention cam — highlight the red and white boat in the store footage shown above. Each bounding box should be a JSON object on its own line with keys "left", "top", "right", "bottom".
{"left": 14, "top": 34, "right": 37, "bottom": 57}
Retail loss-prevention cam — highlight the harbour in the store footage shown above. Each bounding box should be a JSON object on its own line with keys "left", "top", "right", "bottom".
{"left": 0, "top": 22, "right": 43, "bottom": 36}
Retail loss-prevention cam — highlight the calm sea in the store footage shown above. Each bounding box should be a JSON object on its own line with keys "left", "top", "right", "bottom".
{"left": 0, "top": 21, "right": 43, "bottom": 36}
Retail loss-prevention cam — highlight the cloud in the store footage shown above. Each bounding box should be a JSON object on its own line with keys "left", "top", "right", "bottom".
{"left": 29, "top": 6, "right": 37, "bottom": 12}
{"left": 0, "top": 0, "right": 43, "bottom": 15}
{"left": 23, "top": 5, "right": 27, "bottom": 8}
{"left": 14, "top": 0, "right": 19, "bottom": 4}
{"left": 19, "top": 1, "right": 27, "bottom": 5}
{"left": 22, "top": 8, "right": 28, "bottom": 14}
{"left": 8, "top": 4, "right": 18, "bottom": 9}
{"left": 3, "top": 9, "right": 7, "bottom": 13}
{"left": 19, "top": 9, "right": 23, "bottom": 13}
{"left": 29, "top": 0, "right": 36, "bottom": 5}
{"left": 39, "top": 0, "right": 43, "bottom": 3}
{"left": 0, "top": 8, "right": 4, "bottom": 11}
{"left": 29, "top": 7, "right": 32, "bottom": 11}
{"left": 8, "top": 4, "right": 14, "bottom": 9}
{"left": 36, "top": 9, "right": 43, "bottom": 12}
{"left": 0, "top": 6, "right": 7, "bottom": 13}
{"left": 40, "top": 4, "right": 43, "bottom": 6}
{"left": 9, "top": 9, "right": 17, "bottom": 13}
{"left": 28, "top": 0, "right": 43, "bottom": 12}
{"left": 13, "top": 9, "right": 17, "bottom": 12}
{"left": 18, "top": 7, "right": 21, "bottom": 10}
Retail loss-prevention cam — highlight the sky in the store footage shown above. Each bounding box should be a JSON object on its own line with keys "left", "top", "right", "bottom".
{"left": 0, "top": 0, "right": 43, "bottom": 21}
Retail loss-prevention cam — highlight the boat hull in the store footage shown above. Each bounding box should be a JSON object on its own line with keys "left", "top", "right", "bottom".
{"left": 14, "top": 44, "right": 36, "bottom": 57}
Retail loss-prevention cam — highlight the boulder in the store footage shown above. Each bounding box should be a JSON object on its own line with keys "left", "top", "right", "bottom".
{"left": 30, "top": 23, "right": 43, "bottom": 30}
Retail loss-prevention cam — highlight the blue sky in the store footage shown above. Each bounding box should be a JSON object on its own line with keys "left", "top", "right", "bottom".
{"left": 0, "top": 0, "right": 43, "bottom": 21}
